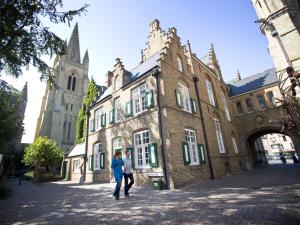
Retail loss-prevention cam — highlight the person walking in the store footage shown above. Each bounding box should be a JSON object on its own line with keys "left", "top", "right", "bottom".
{"left": 123, "top": 150, "right": 134, "bottom": 197}
{"left": 111, "top": 151, "right": 124, "bottom": 200}
{"left": 280, "top": 152, "right": 287, "bottom": 164}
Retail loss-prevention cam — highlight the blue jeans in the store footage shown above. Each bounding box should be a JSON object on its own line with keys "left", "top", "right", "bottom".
{"left": 113, "top": 177, "right": 122, "bottom": 199}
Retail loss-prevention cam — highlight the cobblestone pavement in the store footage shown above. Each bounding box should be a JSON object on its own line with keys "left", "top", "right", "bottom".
{"left": 1, "top": 163, "right": 300, "bottom": 225}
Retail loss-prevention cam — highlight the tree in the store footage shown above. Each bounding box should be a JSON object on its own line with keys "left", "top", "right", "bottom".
{"left": 0, "top": 0, "right": 88, "bottom": 81}
{"left": 0, "top": 80, "right": 24, "bottom": 156}
{"left": 22, "top": 136, "right": 63, "bottom": 167}
{"left": 76, "top": 79, "right": 98, "bottom": 143}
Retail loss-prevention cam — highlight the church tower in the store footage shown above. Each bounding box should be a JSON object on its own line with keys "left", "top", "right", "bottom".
{"left": 252, "top": 0, "right": 300, "bottom": 73}
{"left": 35, "top": 24, "right": 89, "bottom": 151}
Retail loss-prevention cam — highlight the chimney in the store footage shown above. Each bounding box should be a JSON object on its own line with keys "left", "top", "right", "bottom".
{"left": 105, "top": 71, "right": 113, "bottom": 87}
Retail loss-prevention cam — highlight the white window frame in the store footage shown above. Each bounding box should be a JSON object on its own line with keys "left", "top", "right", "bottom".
{"left": 178, "top": 83, "right": 192, "bottom": 113}
{"left": 112, "top": 137, "right": 123, "bottom": 154}
{"left": 213, "top": 118, "right": 226, "bottom": 153}
{"left": 73, "top": 159, "right": 81, "bottom": 172}
{"left": 114, "top": 97, "right": 121, "bottom": 123}
{"left": 93, "top": 143, "right": 102, "bottom": 170}
{"left": 95, "top": 107, "right": 102, "bottom": 131}
{"left": 134, "top": 130, "right": 150, "bottom": 169}
{"left": 205, "top": 80, "right": 216, "bottom": 106}
{"left": 132, "top": 83, "right": 147, "bottom": 116}
{"left": 177, "top": 56, "right": 183, "bottom": 72}
{"left": 185, "top": 129, "right": 200, "bottom": 165}
{"left": 232, "top": 136, "right": 238, "bottom": 153}
{"left": 221, "top": 92, "right": 231, "bottom": 121}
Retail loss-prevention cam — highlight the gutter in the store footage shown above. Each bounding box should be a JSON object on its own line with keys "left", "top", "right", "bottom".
{"left": 152, "top": 67, "right": 169, "bottom": 189}
{"left": 193, "top": 76, "right": 214, "bottom": 180}
{"left": 83, "top": 109, "right": 91, "bottom": 181}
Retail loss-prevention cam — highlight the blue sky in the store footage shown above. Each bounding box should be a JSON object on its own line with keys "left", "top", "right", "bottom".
{"left": 1, "top": 0, "right": 274, "bottom": 143}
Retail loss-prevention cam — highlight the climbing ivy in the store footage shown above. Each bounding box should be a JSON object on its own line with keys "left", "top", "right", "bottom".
{"left": 76, "top": 79, "right": 98, "bottom": 143}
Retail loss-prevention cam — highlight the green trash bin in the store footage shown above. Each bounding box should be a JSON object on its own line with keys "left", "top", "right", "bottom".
{"left": 152, "top": 178, "right": 163, "bottom": 190}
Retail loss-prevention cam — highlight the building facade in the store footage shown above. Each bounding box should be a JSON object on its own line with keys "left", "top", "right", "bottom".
{"left": 252, "top": 0, "right": 300, "bottom": 92}
{"left": 261, "top": 133, "right": 295, "bottom": 159}
{"left": 65, "top": 20, "right": 245, "bottom": 189}
{"left": 35, "top": 24, "right": 89, "bottom": 151}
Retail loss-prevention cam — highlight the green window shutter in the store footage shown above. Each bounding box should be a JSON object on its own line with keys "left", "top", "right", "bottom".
{"left": 126, "top": 146, "right": 135, "bottom": 169}
{"left": 100, "top": 152, "right": 105, "bottom": 169}
{"left": 198, "top": 144, "right": 206, "bottom": 164}
{"left": 148, "top": 143, "right": 158, "bottom": 167}
{"left": 175, "top": 90, "right": 183, "bottom": 108}
{"left": 146, "top": 90, "right": 154, "bottom": 108}
{"left": 109, "top": 109, "right": 114, "bottom": 124}
{"left": 191, "top": 98, "right": 198, "bottom": 113}
{"left": 90, "top": 119, "right": 95, "bottom": 132}
{"left": 101, "top": 113, "right": 106, "bottom": 127}
{"left": 88, "top": 155, "right": 94, "bottom": 170}
{"left": 182, "top": 142, "right": 190, "bottom": 165}
{"left": 125, "top": 101, "right": 132, "bottom": 117}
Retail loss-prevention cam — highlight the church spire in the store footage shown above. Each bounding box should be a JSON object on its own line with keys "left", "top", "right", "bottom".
{"left": 67, "top": 23, "right": 81, "bottom": 63}
{"left": 83, "top": 49, "right": 89, "bottom": 70}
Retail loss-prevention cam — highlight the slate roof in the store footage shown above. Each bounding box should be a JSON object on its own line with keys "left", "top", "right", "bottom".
{"left": 228, "top": 68, "right": 278, "bottom": 97}
{"left": 95, "top": 51, "right": 161, "bottom": 104}
{"left": 67, "top": 143, "right": 85, "bottom": 157}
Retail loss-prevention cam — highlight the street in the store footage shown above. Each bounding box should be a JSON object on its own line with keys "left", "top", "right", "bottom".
{"left": 0, "top": 162, "right": 300, "bottom": 225}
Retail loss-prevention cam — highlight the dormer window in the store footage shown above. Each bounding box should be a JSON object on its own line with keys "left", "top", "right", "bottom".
{"left": 177, "top": 56, "right": 183, "bottom": 72}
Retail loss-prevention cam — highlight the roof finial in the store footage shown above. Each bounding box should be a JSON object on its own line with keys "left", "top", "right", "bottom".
{"left": 237, "top": 69, "right": 241, "bottom": 81}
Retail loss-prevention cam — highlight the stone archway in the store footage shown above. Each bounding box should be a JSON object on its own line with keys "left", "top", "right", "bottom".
{"left": 245, "top": 126, "right": 300, "bottom": 165}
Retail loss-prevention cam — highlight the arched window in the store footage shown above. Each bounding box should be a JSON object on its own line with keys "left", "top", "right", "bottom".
{"left": 231, "top": 134, "right": 239, "bottom": 153}
{"left": 205, "top": 79, "right": 216, "bottom": 106}
{"left": 221, "top": 92, "right": 230, "bottom": 121}
{"left": 67, "top": 76, "right": 72, "bottom": 90}
{"left": 246, "top": 98, "right": 254, "bottom": 112}
{"left": 236, "top": 101, "right": 244, "bottom": 114}
{"left": 177, "top": 83, "right": 191, "bottom": 112}
{"left": 267, "top": 91, "right": 276, "bottom": 106}
{"left": 62, "top": 121, "right": 67, "bottom": 143}
{"left": 67, "top": 122, "right": 71, "bottom": 141}
{"left": 257, "top": 95, "right": 267, "bottom": 108}
{"left": 114, "top": 76, "right": 121, "bottom": 91}
{"left": 72, "top": 77, "right": 76, "bottom": 91}
{"left": 177, "top": 56, "right": 183, "bottom": 72}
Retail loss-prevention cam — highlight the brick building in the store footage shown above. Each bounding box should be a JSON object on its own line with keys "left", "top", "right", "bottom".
{"left": 65, "top": 20, "right": 245, "bottom": 189}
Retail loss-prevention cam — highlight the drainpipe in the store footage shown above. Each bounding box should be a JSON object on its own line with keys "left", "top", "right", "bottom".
{"left": 152, "top": 67, "right": 169, "bottom": 189}
{"left": 192, "top": 76, "right": 214, "bottom": 180}
{"left": 83, "top": 109, "right": 90, "bottom": 181}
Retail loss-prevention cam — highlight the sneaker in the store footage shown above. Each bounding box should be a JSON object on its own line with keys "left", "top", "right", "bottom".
{"left": 125, "top": 193, "right": 129, "bottom": 197}
{"left": 115, "top": 196, "right": 120, "bottom": 200}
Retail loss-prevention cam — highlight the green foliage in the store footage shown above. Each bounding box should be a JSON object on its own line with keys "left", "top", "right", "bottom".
{"left": 76, "top": 79, "right": 98, "bottom": 143}
{"left": 0, "top": 0, "right": 88, "bottom": 81}
{"left": 0, "top": 80, "right": 24, "bottom": 155}
{"left": 22, "top": 136, "right": 63, "bottom": 167}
